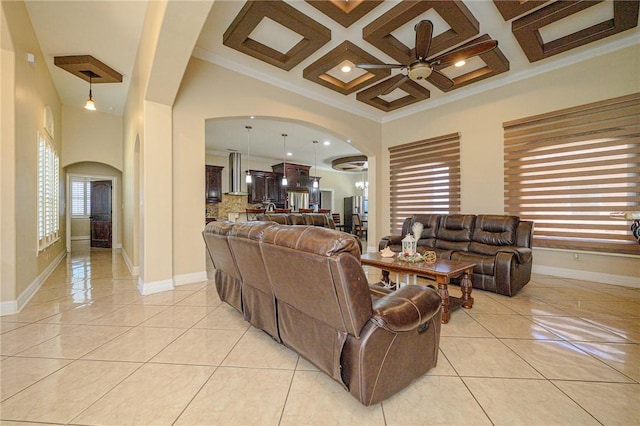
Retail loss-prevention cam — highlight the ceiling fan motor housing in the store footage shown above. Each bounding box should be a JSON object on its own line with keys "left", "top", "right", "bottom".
{"left": 408, "top": 63, "right": 432, "bottom": 81}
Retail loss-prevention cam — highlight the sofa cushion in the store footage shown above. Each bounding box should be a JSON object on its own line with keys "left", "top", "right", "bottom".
{"left": 435, "top": 214, "right": 475, "bottom": 252}
{"left": 411, "top": 214, "right": 440, "bottom": 239}
{"left": 451, "top": 251, "right": 495, "bottom": 275}
{"left": 472, "top": 215, "right": 519, "bottom": 246}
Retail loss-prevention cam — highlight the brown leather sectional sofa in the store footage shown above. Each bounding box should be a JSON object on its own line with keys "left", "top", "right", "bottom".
{"left": 203, "top": 221, "right": 442, "bottom": 406}
{"left": 380, "top": 214, "right": 534, "bottom": 296}
{"left": 256, "top": 212, "right": 336, "bottom": 228}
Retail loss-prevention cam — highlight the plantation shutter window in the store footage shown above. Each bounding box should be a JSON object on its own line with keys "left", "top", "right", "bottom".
{"left": 38, "top": 131, "right": 60, "bottom": 250}
{"left": 71, "top": 179, "right": 92, "bottom": 217}
{"left": 504, "top": 93, "right": 640, "bottom": 255}
{"left": 389, "top": 133, "right": 461, "bottom": 234}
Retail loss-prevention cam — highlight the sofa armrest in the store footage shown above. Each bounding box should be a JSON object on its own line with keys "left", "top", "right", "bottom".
{"left": 378, "top": 234, "right": 404, "bottom": 251}
{"left": 497, "top": 246, "right": 532, "bottom": 264}
{"left": 371, "top": 285, "right": 442, "bottom": 332}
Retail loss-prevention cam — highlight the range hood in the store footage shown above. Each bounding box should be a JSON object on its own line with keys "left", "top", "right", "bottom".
{"left": 226, "top": 151, "right": 247, "bottom": 195}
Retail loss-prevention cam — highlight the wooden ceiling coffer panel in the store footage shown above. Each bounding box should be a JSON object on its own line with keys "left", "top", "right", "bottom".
{"left": 512, "top": 0, "right": 640, "bottom": 62}
{"left": 492, "top": 1, "right": 551, "bottom": 21}
{"left": 223, "top": 0, "right": 331, "bottom": 71}
{"left": 305, "top": 0, "right": 384, "bottom": 28}
{"left": 356, "top": 75, "right": 430, "bottom": 112}
{"left": 362, "top": 1, "right": 480, "bottom": 65}
{"left": 437, "top": 35, "right": 510, "bottom": 92}
{"left": 303, "top": 41, "right": 391, "bottom": 95}
{"left": 54, "top": 55, "right": 123, "bottom": 83}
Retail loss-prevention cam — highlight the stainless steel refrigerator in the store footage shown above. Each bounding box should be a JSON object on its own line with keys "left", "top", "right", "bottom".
{"left": 344, "top": 196, "right": 367, "bottom": 234}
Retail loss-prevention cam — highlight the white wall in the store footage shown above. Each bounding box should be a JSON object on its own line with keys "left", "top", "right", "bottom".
{"left": 381, "top": 45, "right": 640, "bottom": 285}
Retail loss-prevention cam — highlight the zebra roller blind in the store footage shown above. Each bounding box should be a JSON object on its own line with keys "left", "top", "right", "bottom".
{"left": 389, "top": 133, "right": 461, "bottom": 233}
{"left": 504, "top": 93, "right": 640, "bottom": 255}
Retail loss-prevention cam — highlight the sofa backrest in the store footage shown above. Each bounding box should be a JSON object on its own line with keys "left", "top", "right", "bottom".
{"left": 257, "top": 212, "right": 336, "bottom": 229}
{"left": 256, "top": 213, "right": 291, "bottom": 224}
{"left": 469, "top": 215, "right": 519, "bottom": 255}
{"left": 260, "top": 225, "right": 369, "bottom": 382}
{"left": 202, "top": 221, "right": 243, "bottom": 311}
{"left": 411, "top": 214, "right": 441, "bottom": 247}
{"left": 516, "top": 220, "right": 534, "bottom": 249}
{"left": 435, "top": 214, "right": 475, "bottom": 251}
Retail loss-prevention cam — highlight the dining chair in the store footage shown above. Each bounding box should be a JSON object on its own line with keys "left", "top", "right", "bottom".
{"left": 332, "top": 213, "right": 345, "bottom": 231}
{"left": 352, "top": 213, "right": 367, "bottom": 239}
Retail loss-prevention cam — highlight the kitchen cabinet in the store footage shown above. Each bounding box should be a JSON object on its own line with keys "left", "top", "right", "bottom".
{"left": 272, "top": 162, "right": 312, "bottom": 189}
{"left": 206, "top": 165, "right": 223, "bottom": 203}
{"left": 247, "top": 170, "right": 284, "bottom": 204}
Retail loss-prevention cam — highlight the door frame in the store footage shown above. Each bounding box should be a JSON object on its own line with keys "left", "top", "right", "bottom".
{"left": 65, "top": 173, "right": 119, "bottom": 253}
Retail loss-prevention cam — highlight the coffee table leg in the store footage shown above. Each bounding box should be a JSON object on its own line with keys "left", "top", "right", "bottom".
{"left": 436, "top": 276, "right": 450, "bottom": 324}
{"left": 461, "top": 270, "right": 474, "bottom": 309}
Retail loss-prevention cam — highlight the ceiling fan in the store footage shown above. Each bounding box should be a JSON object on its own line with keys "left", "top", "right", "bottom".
{"left": 357, "top": 20, "right": 498, "bottom": 95}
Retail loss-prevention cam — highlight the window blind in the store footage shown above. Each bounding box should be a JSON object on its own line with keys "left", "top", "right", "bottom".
{"left": 389, "top": 133, "right": 461, "bottom": 233}
{"left": 38, "top": 132, "right": 60, "bottom": 250}
{"left": 504, "top": 93, "right": 640, "bottom": 255}
{"left": 71, "top": 179, "right": 91, "bottom": 217}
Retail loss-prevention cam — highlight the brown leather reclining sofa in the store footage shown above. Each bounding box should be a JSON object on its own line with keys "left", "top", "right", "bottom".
{"left": 256, "top": 212, "right": 336, "bottom": 228}
{"left": 380, "top": 214, "right": 534, "bottom": 296}
{"left": 203, "top": 221, "right": 442, "bottom": 406}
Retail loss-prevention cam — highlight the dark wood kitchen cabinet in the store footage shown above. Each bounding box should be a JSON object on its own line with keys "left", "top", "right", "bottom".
{"left": 247, "top": 170, "right": 284, "bottom": 204}
{"left": 272, "top": 162, "right": 311, "bottom": 189}
{"left": 205, "top": 165, "right": 223, "bottom": 203}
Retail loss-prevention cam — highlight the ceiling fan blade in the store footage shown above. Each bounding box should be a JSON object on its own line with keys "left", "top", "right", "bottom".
{"left": 415, "top": 20, "right": 433, "bottom": 61}
{"left": 427, "top": 69, "right": 454, "bottom": 91}
{"left": 356, "top": 63, "right": 404, "bottom": 70}
{"left": 431, "top": 40, "right": 498, "bottom": 68}
{"left": 382, "top": 75, "right": 409, "bottom": 96}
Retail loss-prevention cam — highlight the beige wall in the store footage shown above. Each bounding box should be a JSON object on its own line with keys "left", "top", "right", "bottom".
{"left": 62, "top": 106, "right": 123, "bottom": 171}
{"left": 381, "top": 45, "right": 640, "bottom": 284}
{"left": 1, "top": 1, "right": 65, "bottom": 310}
{"left": 172, "top": 58, "right": 382, "bottom": 279}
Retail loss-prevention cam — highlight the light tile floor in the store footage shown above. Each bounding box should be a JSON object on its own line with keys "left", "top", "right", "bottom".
{"left": 1, "top": 242, "right": 639, "bottom": 425}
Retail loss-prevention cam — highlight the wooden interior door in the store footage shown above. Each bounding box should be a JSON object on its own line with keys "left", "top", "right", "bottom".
{"left": 90, "top": 180, "right": 112, "bottom": 248}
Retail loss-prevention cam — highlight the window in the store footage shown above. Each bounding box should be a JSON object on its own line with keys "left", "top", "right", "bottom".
{"left": 389, "top": 133, "right": 461, "bottom": 233}
{"left": 38, "top": 131, "right": 60, "bottom": 250}
{"left": 504, "top": 93, "right": 639, "bottom": 255}
{"left": 71, "top": 179, "right": 91, "bottom": 217}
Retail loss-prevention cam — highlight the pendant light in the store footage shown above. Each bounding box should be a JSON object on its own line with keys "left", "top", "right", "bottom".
{"left": 312, "top": 140, "right": 319, "bottom": 189}
{"left": 245, "top": 125, "right": 252, "bottom": 184}
{"left": 281, "top": 133, "right": 288, "bottom": 186}
{"left": 84, "top": 75, "right": 96, "bottom": 111}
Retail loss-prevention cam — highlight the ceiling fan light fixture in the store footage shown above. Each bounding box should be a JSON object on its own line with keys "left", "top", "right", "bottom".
{"left": 408, "top": 63, "right": 432, "bottom": 81}
{"left": 341, "top": 65, "right": 352, "bottom": 73}
{"left": 455, "top": 60, "right": 466, "bottom": 67}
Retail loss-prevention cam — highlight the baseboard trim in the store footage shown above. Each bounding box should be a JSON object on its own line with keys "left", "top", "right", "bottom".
{"left": 70, "top": 236, "right": 90, "bottom": 241}
{"left": 533, "top": 265, "right": 640, "bottom": 288}
{"left": 137, "top": 277, "right": 174, "bottom": 295}
{"left": 0, "top": 250, "right": 66, "bottom": 316}
{"left": 121, "top": 248, "right": 139, "bottom": 276}
{"left": 174, "top": 271, "right": 207, "bottom": 286}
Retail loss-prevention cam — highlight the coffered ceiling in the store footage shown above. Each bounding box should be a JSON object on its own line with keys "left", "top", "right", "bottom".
{"left": 194, "top": 0, "right": 639, "bottom": 119}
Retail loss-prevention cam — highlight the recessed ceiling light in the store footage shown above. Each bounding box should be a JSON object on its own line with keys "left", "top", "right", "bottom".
{"left": 323, "top": 141, "right": 331, "bottom": 146}
{"left": 455, "top": 60, "right": 466, "bottom": 67}
{"left": 341, "top": 65, "right": 352, "bottom": 73}
{"left": 347, "top": 139, "right": 352, "bottom": 143}
{"left": 287, "top": 152, "right": 292, "bottom": 156}
{"left": 249, "top": 115, "right": 255, "bottom": 119}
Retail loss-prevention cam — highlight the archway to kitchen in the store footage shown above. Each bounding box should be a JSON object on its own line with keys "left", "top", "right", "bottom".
{"left": 204, "top": 116, "right": 367, "bottom": 224}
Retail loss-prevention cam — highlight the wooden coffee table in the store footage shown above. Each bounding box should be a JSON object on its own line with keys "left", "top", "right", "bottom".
{"left": 361, "top": 253, "right": 475, "bottom": 324}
